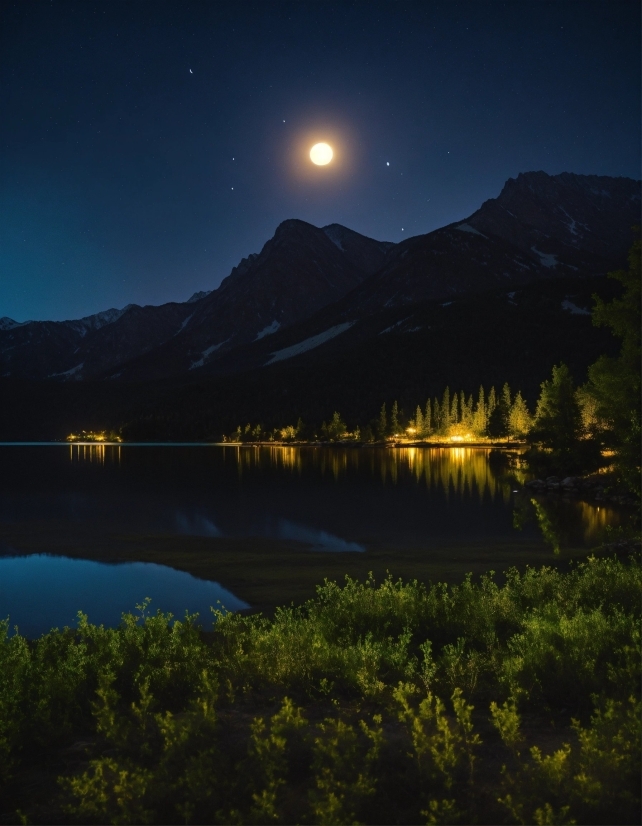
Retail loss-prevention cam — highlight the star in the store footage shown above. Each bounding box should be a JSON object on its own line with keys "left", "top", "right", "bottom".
{"left": 386, "top": 162, "right": 390, "bottom": 166}
{"left": 189, "top": 69, "right": 193, "bottom": 74}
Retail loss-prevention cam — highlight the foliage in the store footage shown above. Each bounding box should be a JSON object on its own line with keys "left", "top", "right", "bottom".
{"left": 527, "top": 363, "right": 602, "bottom": 476}
{"left": 1, "top": 555, "right": 640, "bottom": 823}
{"left": 584, "top": 231, "right": 641, "bottom": 495}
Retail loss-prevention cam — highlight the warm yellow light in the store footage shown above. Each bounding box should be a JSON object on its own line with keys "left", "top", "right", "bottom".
{"left": 406, "top": 427, "right": 416, "bottom": 434}
{"left": 450, "top": 435, "right": 464, "bottom": 442}
{"left": 310, "top": 142, "right": 333, "bottom": 165}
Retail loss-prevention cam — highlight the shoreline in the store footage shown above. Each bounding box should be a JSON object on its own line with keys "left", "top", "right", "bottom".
{"left": 0, "top": 439, "right": 528, "bottom": 449}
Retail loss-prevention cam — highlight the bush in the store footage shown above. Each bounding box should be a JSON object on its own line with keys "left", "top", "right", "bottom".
{"left": 0, "top": 555, "right": 640, "bottom": 824}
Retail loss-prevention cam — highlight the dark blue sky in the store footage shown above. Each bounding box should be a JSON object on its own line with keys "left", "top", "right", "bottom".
{"left": 1, "top": 0, "right": 640, "bottom": 321}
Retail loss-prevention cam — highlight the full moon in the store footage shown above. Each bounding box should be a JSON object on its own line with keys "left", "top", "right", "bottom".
{"left": 310, "top": 142, "right": 333, "bottom": 165}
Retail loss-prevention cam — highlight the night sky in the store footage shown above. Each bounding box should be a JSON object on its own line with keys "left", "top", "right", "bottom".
{"left": 1, "top": 1, "right": 640, "bottom": 322}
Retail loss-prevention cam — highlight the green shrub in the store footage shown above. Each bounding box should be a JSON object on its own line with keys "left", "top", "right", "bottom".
{"left": 0, "top": 554, "right": 639, "bottom": 824}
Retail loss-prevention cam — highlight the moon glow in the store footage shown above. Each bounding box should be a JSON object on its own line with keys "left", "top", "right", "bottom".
{"left": 310, "top": 142, "right": 333, "bottom": 165}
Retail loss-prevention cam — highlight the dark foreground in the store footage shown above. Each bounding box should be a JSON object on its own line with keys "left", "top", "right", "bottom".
{"left": 1, "top": 546, "right": 640, "bottom": 825}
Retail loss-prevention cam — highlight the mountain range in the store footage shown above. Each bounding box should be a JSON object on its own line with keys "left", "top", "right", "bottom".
{"left": 0, "top": 170, "right": 639, "bottom": 439}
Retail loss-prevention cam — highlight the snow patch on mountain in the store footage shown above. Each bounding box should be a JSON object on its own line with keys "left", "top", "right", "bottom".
{"left": 189, "top": 340, "right": 229, "bottom": 370}
{"left": 561, "top": 300, "right": 590, "bottom": 316}
{"left": 175, "top": 313, "right": 194, "bottom": 335}
{"left": 380, "top": 317, "right": 410, "bottom": 334}
{"left": 456, "top": 223, "right": 487, "bottom": 239}
{"left": 255, "top": 320, "right": 281, "bottom": 340}
{"left": 531, "top": 247, "right": 558, "bottom": 268}
{"left": 49, "top": 363, "right": 84, "bottom": 379}
{"left": 267, "top": 322, "right": 354, "bottom": 364}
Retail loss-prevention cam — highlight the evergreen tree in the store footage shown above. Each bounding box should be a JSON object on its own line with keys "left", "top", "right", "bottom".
{"left": 487, "top": 387, "right": 497, "bottom": 419}
{"left": 424, "top": 399, "right": 432, "bottom": 435}
{"left": 528, "top": 364, "right": 598, "bottom": 473}
{"left": 508, "top": 391, "right": 533, "bottom": 438}
{"left": 391, "top": 401, "right": 400, "bottom": 435}
{"left": 450, "top": 394, "right": 459, "bottom": 428}
{"left": 432, "top": 398, "right": 441, "bottom": 434}
{"left": 585, "top": 232, "right": 641, "bottom": 494}
{"left": 487, "top": 383, "right": 512, "bottom": 438}
{"left": 441, "top": 387, "right": 451, "bottom": 434}
{"left": 473, "top": 386, "right": 486, "bottom": 437}
{"left": 325, "top": 411, "right": 347, "bottom": 441}
{"left": 378, "top": 403, "right": 388, "bottom": 440}
{"left": 502, "top": 382, "right": 511, "bottom": 410}
{"left": 415, "top": 406, "right": 424, "bottom": 436}
{"left": 463, "top": 394, "right": 474, "bottom": 430}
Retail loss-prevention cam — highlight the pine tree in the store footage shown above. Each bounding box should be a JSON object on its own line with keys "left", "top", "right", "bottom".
{"left": 462, "top": 393, "right": 474, "bottom": 430}
{"left": 378, "top": 403, "right": 388, "bottom": 440}
{"left": 487, "top": 387, "right": 496, "bottom": 414}
{"left": 528, "top": 364, "right": 598, "bottom": 474}
{"left": 432, "top": 399, "right": 440, "bottom": 435}
{"left": 508, "top": 392, "right": 532, "bottom": 438}
{"left": 424, "top": 399, "right": 432, "bottom": 435}
{"left": 326, "top": 411, "right": 347, "bottom": 441}
{"left": 473, "top": 386, "right": 486, "bottom": 437}
{"left": 391, "top": 401, "right": 400, "bottom": 435}
{"left": 502, "top": 382, "right": 511, "bottom": 413}
{"left": 441, "top": 387, "right": 451, "bottom": 434}
{"left": 488, "top": 383, "right": 512, "bottom": 438}
{"left": 450, "top": 393, "right": 459, "bottom": 427}
{"left": 415, "top": 405, "right": 424, "bottom": 436}
{"left": 585, "top": 232, "right": 641, "bottom": 493}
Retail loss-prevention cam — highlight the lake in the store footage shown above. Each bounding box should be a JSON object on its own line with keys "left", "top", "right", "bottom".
{"left": 0, "top": 443, "right": 627, "bottom": 636}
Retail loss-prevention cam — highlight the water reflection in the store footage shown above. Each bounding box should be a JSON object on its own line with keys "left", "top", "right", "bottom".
{"left": 0, "top": 444, "right": 629, "bottom": 555}
{"left": 174, "top": 511, "right": 221, "bottom": 537}
{"left": 68, "top": 442, "right": 121, "bottom": 465}
{"left": 277, "top": 520, "right": 365, "bottom": 552}
{"left": 0, "top": 554, "right": 249, "bottom": 638}
{"left": 514, "top": 495, "right": 626, "bottom": 553}
{"left": 220, "top": 444, "right": 515, "bottom": 502}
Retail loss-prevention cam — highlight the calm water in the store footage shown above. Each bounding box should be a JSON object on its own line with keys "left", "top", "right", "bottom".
{"left": 0, "top": 444, "right": 626, "bottom": 635}
{"left": 0, "top": 555, "right": 248, "bottom": 638}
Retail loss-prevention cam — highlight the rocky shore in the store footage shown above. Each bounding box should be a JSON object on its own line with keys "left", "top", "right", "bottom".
{"left": 524, "top": 473, "right": 639, "bottom": 506}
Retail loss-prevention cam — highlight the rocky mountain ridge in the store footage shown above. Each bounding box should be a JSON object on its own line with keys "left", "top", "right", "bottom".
{"left": 0, "top": 171, "right": 638, "bottom": 383}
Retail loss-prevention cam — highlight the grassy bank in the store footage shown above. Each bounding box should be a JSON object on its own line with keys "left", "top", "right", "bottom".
{"left": 1, "top": 550, "right": 640, "bottom": 825}
{"left": 0, "top": 519, "right": 590, "bottom": 615}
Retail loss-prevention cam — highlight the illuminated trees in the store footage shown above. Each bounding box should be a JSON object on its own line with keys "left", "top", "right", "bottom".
{"left": 472, "top": 386, "right": 487, "bottom": 436}
{"left": 487, "top": 383, "right": 511, "bottom": 438}
{"left": 414, "top": 406, "right": 424, "bottom": 436}
{"left": 322, "top": 412, "right": 347, "bottom": 441}
{"left": 528, "top": 364, "right": 600, "bottom": 474}
{"left": 532, "top": 364, "right": 581, "bottom": 449}
{"left": 424, "top": 399, "right": 432, "bottom": 435}
{"left": 441, "top": 387, "right": 451, "bottom": 434}
{"left": 508, "top": 391, "right": 533, "bottom": 438}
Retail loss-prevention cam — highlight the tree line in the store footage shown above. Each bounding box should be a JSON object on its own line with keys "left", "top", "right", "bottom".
{"left": 224, "top": 381, "right": 533, "bottom": 444}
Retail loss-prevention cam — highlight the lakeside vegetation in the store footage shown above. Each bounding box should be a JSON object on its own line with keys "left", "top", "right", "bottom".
{"left": 1, "top": 551, "right": 639, "bottom": 825}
